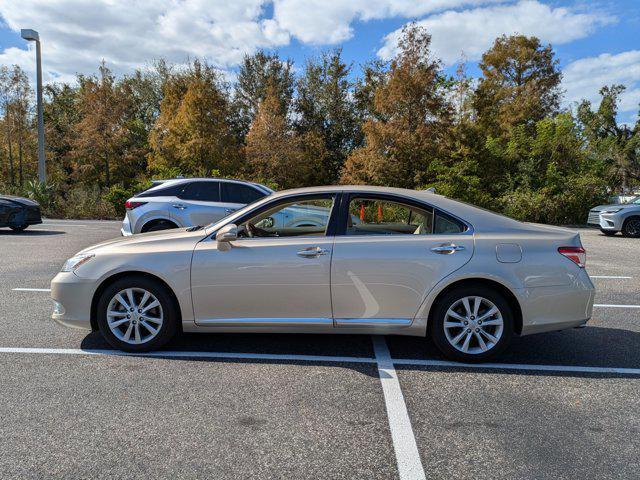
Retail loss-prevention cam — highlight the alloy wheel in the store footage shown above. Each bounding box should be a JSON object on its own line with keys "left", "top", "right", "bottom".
{"left": 106, "top": 288, "right": 164, "bottom": 345}
{"left": 624, "top": 218, "right": 640, "bottom": 237}
{"left": 443, "top": 296, "right": 504, "bottom": 355}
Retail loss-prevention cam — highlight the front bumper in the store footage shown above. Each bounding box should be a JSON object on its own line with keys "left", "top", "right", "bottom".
{"left": 598, "top": 213, "right": 624, "bottom": 231}
{"left": 518, "top": 268, "right": 595, "bottom": 336}
{"left": 51, "top": 272, "right": 95, "bottom": 330}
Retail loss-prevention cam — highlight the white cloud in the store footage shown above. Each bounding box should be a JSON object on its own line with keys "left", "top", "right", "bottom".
{"left": 0, "top": 0, "right": 502, "bottom": 83}
{"left": 562, "top": 50, "right": 640, "bottom": 122}
{"left": 378, "top": 0, "right": 615, "bottom": 65}
{"left": 271, "top": 0, "right": 503, "bottom": 44}
{"left": 0, "top": 0, "right": 288, "bottom": 83}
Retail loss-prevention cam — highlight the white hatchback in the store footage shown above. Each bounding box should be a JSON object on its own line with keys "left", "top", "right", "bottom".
{"left": 121, "top": 178, "right": 273, "bottom": 235}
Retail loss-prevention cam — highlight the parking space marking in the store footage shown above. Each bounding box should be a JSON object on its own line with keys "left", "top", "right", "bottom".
{"left": 372, "top": 336, "right": 427, "bottom": 480}
{"left": 594, "top": 304, "right": 640, "bottom": 309}
{"left": 590, "top": 275, "right": 633, "bottom": 279}
{"left": 12, "top": 288, "right": 51, "bottom": 292}
{"left": 393, "top": 358, "right": 640, "bottom": 375}
{"left": 40, "top": 223, "right": 87, "bottom": 227}
{"left": 0, "top": 347, "right": 377, "bottom": 364}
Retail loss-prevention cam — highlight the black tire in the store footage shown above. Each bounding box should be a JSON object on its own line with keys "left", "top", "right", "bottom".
{"left": 10, "top": 225, "right": 27, "bottom": 232}
{"left": 142, "top": 220, "right": 178, "bottom": 233}
{"left": 622, "top": 216, "right": 640, "bottom": 238}
{"left": 96, "top": 275, "right": 179, "bottom": 352}
{"left": 430, "top": 285, "right": 513, "bottom": 363}
{"left": 600, "top": 229, "right": 616, "bottom": 236}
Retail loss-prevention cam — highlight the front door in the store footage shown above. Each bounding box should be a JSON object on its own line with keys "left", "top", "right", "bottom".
{"left": 191, "top": 194, "right": 338, "bottom": 326}
{"left": 331, "top": 194, "right": 474, "bottom": 326}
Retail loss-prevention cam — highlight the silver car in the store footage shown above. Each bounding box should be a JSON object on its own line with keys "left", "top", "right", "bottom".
{"left": 121, "top": 178, "right": 273, "bottom": 235}
{"left": 587, "top": 196, "right": 640, "bottom": 237}
{"left": 52, "top": 186, "right": 595, "bottom": 362}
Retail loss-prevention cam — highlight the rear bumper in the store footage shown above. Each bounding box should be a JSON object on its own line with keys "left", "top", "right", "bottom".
{"left": 50, "top": 272, "right": 95, "bottom": 330}
{"left": 120, "top": 214, "right": 132, "bottom": 236}
{"left": 518, "top": 268, "right": 595, "bottom": 336}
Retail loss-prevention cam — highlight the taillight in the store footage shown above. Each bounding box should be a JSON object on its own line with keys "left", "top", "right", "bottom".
{"left": 125, "top": 200, "right": 147, "bottom": 210}
{"left": 558, "top": 246, "right": 586, "bottom": 268}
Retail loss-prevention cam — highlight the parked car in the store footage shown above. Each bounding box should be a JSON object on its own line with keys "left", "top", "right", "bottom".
{"left": 587, "top": 196, "right": 640, "bottom": 237}
{"left": 121, "top": 178, "right": 273, "bottom": 235}
{"left": 52, "top": 186, "right": 595, "bottom": 362}
{"left": 0, "top": 195, "right": 42, "bottom": 231}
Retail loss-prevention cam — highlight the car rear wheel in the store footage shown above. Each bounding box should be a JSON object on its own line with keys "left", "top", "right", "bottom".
{"left": 142, "top": 220, "right": 178, "bottom": 233}
{"left": 430, "top": 286, "right": 513, "bottom": 363}
{"left": 622, "top": 217, "right": 640, "bottom": 238}
{"left": 96, "top": 276, "right": 179, "bottom": 352}
{"left": 600, "top": 229, "right": 616, "bottom": 236}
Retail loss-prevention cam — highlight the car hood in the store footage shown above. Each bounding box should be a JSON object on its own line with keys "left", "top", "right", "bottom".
{"left": 0, "top": 195, "right": 39, "bottom": 207}
{"left": 591, "top": 203, "right": 635, "bottom": 211}
{"left": 78, "top": 227, "right": 208, "bottom": 254}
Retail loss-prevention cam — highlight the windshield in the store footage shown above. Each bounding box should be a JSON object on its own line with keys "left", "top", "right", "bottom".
{"left": 205, "top": 193, "right": 275, "bottom": 233}
{"left": 627, "top": 196, "right": 640, "bottom": 204}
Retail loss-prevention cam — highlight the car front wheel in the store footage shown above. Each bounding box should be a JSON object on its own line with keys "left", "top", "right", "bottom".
{"left": 430, "top": 286, "right": 513, "bottom": 363}
{"left": 96, "top": 276, "right": 179, "bottom": 352}
{"left": 622, "top": 217, "right": 640, "bottom": 238}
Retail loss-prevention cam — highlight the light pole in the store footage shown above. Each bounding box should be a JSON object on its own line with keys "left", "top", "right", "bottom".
{"left": 21, "top": 28, "right": 46, "bottom": 183}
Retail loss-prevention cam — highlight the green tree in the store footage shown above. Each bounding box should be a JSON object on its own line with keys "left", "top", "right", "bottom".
{"left": 71, "top": 62, "right": 129, "bottom": 188}
{"left": 341, "top": 24, "right": 452, "bottom": 188}
{"left": 149, "top": 60, "right": 240, "bottom": 176}
{"left": 245, "top": 87, "right": 324, "bottom": 189}
{"left": 232, "top": 51, "right": 294, "bottom": 140}
{"left": 295, "top": 49, "right": 360, "bottom": 183}
{"left": 577, "top": 85, "right": 640, "bottom": 192}
{"left": 474, "top": 35, "right": 562, "bottom": 139}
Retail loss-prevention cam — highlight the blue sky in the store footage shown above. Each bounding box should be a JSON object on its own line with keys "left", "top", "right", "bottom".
{"left": 0, "top": 0, "right": 639, "bottom": 121}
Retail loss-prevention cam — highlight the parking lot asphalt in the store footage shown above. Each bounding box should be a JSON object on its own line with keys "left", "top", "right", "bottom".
{"left": 1, "top": 221, "right": 639, "bottom": 479}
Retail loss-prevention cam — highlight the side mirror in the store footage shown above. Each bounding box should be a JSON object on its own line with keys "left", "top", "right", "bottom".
{"left": 216, "top": 224, "right": 238, "bottom": 243}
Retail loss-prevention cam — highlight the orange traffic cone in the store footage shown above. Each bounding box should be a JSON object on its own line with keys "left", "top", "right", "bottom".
{"left": 360, "top": 203, "right": 365, "bottom": 221}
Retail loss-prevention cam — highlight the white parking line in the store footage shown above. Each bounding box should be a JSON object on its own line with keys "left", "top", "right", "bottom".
{"left": 0, "top": 347, "right": 377, "bottom": 364}
{"left": 590, "top": 275, "right": 633, "bottom": 279}
{"left": 393, "top": 358, "right": 640, "bottom": 375}
{"left": 594, "top": 304, "right": 640, "bottom": 309}
{"left": 40, "top": 223, "right": 87, "bottom": 227}
{"left": 372, "top": 336, "right": 426, "bottom": 480}
{"left": 2, "top": 346, "right": 640, "bottom": 378}
{"left": 12, "top": 288, "right": 51, "bottom": 292}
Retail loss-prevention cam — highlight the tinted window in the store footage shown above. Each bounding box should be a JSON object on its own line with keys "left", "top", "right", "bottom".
{"left": 434, "top": 212, "right": 465, "bottom": 234}
{"left": 239, "top": 197, "right": 335, "bottom": 238}
{"left": 138, "top": 183, "right": 184, "bottom": 198}
{"left": 221, "top": 182, "right": 265, "bottom": 204}
{"left": 346, "top": 197, "right": 434, "bottom": 235}
{"left": 179, "top": 181, "right": 220, "bottom": 202}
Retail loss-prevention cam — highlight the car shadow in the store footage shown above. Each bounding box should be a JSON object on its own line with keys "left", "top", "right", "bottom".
{"left": 0, "top": 229, "right": 65, "bottom": 236}
{"left": 80, "top": 325, "right": 640, "bottom": 379}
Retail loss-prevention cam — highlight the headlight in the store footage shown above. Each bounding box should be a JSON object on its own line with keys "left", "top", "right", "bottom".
{"left": 61, "top": 253, "right": 95, "bottom": 272}
{"left": 601, "top": 208, "right": 622, "bottom": 214}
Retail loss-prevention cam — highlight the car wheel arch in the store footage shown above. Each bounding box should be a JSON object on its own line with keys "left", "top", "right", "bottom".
{"left": 140, "top": 218, "right": 179, "bottom": 233}
{"left": 90, "top": 271, "right": 183, "bottom": 332}
{"left": 425, "top": 278, "right": 523, "bottom": 336}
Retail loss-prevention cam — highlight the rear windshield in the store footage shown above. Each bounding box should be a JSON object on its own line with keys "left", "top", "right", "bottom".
{"left": 138, "top": 183, "right": 185, "bottom": 198}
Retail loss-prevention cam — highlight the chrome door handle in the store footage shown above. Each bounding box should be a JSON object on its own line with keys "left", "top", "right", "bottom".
{"left": 225, "top": 208, "right": 236, "bottom": 214}
{"left": 431, "top": 244, "right": 465, "bottom": 254}
{"left": 172, "top": 204, "right": 187, "bottom": 210}
{"left": 297, "top": 247, "right": 330, "bottom": 258}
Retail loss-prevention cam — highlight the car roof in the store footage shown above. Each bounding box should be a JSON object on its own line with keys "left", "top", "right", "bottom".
{"left": 144, "top": 178, "right": 273, "bottom": 194}
{"left": 267, "top": 185, "right": 524, "bottom": 232}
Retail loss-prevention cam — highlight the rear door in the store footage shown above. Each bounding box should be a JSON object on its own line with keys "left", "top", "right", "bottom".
{"left": 330, "top": 193, "right": 474, "bottom": 326}
{"left": 175, "top": 181, "right": 225, "bottom": 226}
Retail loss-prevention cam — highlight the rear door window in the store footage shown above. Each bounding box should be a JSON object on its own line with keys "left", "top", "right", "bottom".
{"left": 434, "top": 212, "right": 466, "bottom": 234}
{"left": 221, "top": 182, "right": 266, "bottom": 204}
{"left": 179, "top": 182, "right": 221, "bottom": 202}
